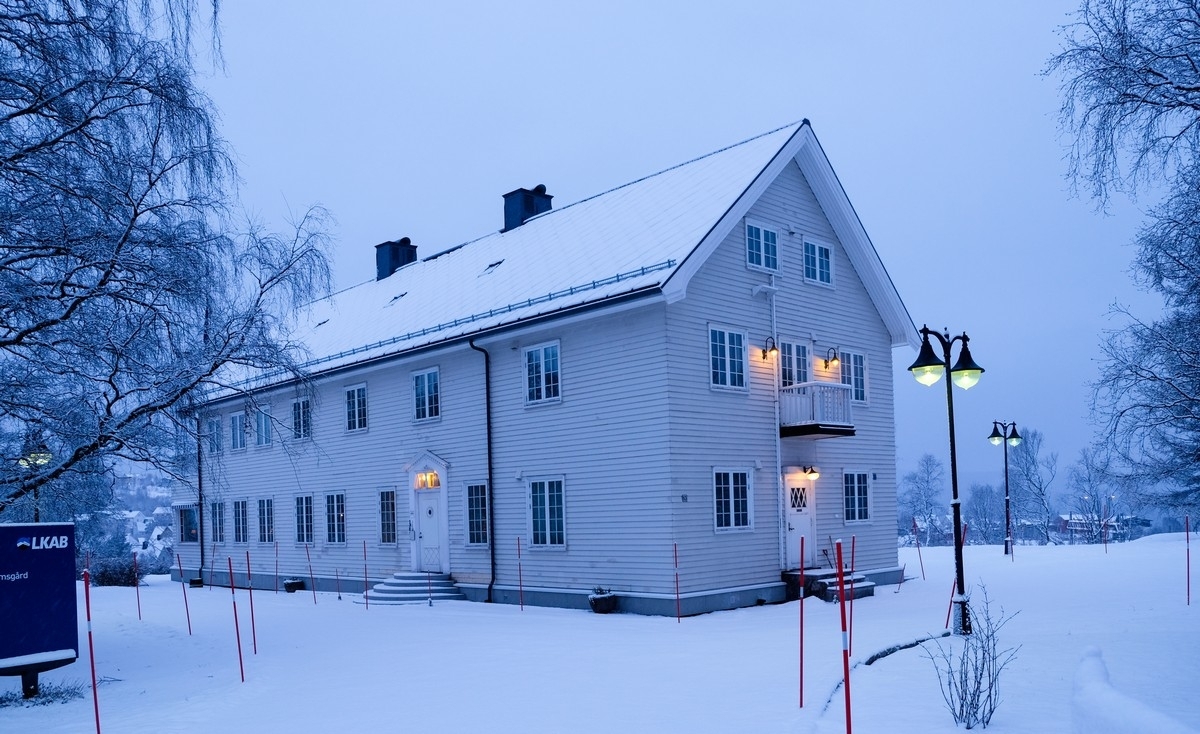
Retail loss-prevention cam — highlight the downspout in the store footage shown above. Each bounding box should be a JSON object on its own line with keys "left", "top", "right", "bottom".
{"left": 469, "top": 340, "right": 497, "bottom": 602}
{"left": 196, "top": 414, "right": 205, "bottom": 579}
{"left": 768, "top": 275, "right": 785, "bottom": 570}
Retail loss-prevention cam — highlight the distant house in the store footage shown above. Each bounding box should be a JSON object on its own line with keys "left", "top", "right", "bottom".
{"left": 172, "top": 121, "right": 919, "bottom": 614}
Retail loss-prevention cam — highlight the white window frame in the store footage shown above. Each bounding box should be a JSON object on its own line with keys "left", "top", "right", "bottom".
{"left": 466, "top": 482, "right": 489, "bottom": 547}
{"left": 379, "top": 489, "right": 397, "bottom": 545}
{"left": 345, "top": 384, "right": 368, "bottom": 432}
{"left": 713, "top": 468, "right": 753, "bottom": 532}
{"left": 839, "top": 350, "right": 868, "bottom": 404}
{"left": 326, "top": 492, "right": 346, "bottom": 544}
{"left": 233, "top": 500, "right": 249, "bottom": 543}
{"left": 205, "top": 418, "right": 222, "bottom": 454}
{"left": 255, "top": 408, "right": 272, "bottom": 447}
{"left": 779, "top": 340, "right": 809, "bottom": 388}
{"left": 229, "top": 412, "right": 247, "bottom": 450}
{"left": 528, "top": 476, "right": 565, "bottom": 548}
{"left": 523, "top": 342, "right": 561, "bottom": 405}
{"left": 843, "top": 471, "right": 871, "bottom": 523}
{"left": 745, "top": 220, "right": 779, "bottom": 272}
{"left": 292, "top": 398, "right": 311, "bottom": 440}
{"left": 803, "top": 239, "right": 833, "bottom": 286}
{"left": 709, "top": 326, "right": 748, "bottom": 390}
{"left": 295, "top": 495, "right": 314, "bottom": 544}
{"left": 413, "top": 368, "right": 440, "bottom": 421}
{"left": 210, "top": 501, "right": 226, "bottom": 543}
{"left": 257, "top": 498, "right": 274, "bottom": 543}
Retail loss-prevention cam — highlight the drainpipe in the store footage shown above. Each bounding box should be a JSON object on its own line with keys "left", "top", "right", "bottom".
{"left": 469, "top": 340, "right": 497, "bottom": 602}
{"left": 768, "top": 275, "right": 785, "bottom": 570}
{"left": 196, "top": 414, "right": 205, "bottom": 579}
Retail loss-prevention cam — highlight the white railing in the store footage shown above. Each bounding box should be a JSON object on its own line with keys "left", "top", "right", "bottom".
{"left": 779, "top": 381, "right": 853, "bottom": 427}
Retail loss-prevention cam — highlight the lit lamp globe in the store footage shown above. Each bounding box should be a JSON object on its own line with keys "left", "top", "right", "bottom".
{"left": 907, "top": 336, "right": 945, "bottom": 386}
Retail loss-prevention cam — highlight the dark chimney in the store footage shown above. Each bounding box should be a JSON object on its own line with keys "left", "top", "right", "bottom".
{"left": 375, "top": 237, "right": 417, "bottom": 280}
{"left": 501, "top": 184, "right": 553, "bottom": 232}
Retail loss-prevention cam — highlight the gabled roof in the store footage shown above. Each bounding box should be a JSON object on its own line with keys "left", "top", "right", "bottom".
{"left": 246, "top": 121, "right": 916, "bottom": 389}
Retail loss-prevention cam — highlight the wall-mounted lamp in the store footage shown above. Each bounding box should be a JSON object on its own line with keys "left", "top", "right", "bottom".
{"left": 824, "top": 347, "right": 840, "bottom": 369}
{"left": 762, "top": 336, "right": 779, "bottom": 360}
{"left": 415, "top": 470, "right": 441, "bottom": 489}
{"left": 802, "top": 465, "right": 820, "bottom": 480}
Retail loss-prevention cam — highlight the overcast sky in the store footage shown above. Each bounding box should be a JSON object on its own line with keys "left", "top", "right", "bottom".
{"left": 198, "top": 2, "right": 1162, "bottom": 495}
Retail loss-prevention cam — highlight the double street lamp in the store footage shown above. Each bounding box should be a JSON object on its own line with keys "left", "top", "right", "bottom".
{"left": 18, "top": 441, "right": 52, "bottom": 523}
{"left": 908, "top": 325, "right": 984, "bottom": 635}
{"left": 988, "top": 421, "right": 1022, "bottom": 556}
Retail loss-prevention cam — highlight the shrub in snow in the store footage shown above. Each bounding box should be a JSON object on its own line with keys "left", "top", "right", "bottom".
{"left": 923, "top": 587, "right": 1019, "bottom": 729}
{"left": 0, "top": 680, "right": 85, "bottom": 708}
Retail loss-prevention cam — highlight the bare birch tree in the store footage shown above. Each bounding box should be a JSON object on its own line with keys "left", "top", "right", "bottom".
{"left": 1008, "top": 428, "right": 1059, "bottom": 544}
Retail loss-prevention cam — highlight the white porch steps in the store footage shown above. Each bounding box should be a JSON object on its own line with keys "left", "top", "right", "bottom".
{"left": 361, "top": 572, "right": 466, "bottom": 605}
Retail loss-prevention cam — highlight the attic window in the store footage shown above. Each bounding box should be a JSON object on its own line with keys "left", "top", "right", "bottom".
{"left": 481, "top": 260, "right": 504, "bottom": 276}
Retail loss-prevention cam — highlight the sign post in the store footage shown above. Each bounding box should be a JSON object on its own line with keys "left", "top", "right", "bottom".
{"left": 0, "top": 522, "right": 79, "bottom": 698}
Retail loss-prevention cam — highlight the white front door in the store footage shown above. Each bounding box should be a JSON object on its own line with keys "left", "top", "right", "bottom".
{"left": 416, "top": 491, "right": 442, "bottom": 572}
{"left": 785, "top": 482, "right": 815, "bottom": 569}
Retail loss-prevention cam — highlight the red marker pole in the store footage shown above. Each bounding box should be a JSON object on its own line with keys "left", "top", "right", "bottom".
{"left": 227, "top": 558, "right": 245, "bottom": 682}
{"left": 245, "top": 551, "right": 257, "bottom": 655}
{"left": 132, "top": 552, "right": 142, "bottom": 621}
{"left": 835, "top": 541, "right": 852, "bottom": 734}
{"left": 674, "top": 542, "right": 681, "bottom": 623}
{"left": 363, "top": 540, "right": 370, "bottom": 610}
{"left": 516, "top": 536, "right": 524, "bottom": 611}
{"left": 82, "top": 569, "right": 102, "bottom": 734}
{"left": 176, "top": 554, "right": 192, "bottom": 635}
{"left": 799, "top": 535, "right": 805, "bottom": 708}
{"left": 848, "top": 536, "right": 856, "bottom": 656}
{"left": 911, "top": 518, "right": 925, "bottom": 580}
{"left": 304, "top": 543, "right": 317, "bottom": 605}
{"left": 274, "top": 540, "right": 279, "bottom": 594}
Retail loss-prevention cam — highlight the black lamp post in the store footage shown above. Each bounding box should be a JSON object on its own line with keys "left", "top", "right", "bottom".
{"left": 18, "top": 440, "right": 52, "bottom": 523}
{"left": 988, "top": 421, "right": 1022, "bottom": 556}
{"left": 908, "top": 324, "right": 984, "bottom": 635}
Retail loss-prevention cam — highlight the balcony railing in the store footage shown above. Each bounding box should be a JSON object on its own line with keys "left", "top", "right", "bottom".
{"left": 779, "top": 381, "right": 853, "bottom": 436}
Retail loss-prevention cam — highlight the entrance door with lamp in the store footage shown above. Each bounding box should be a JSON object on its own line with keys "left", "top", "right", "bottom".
{"left": 784, "top": 467, "right": 816, "bottom": 570}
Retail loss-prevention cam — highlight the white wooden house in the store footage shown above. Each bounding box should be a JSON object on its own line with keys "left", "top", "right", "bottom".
{"left": 172, "top": 120, "right": 919, "bottom": 614}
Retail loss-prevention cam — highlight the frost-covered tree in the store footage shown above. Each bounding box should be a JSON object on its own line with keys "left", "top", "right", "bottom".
{"left": 964, "top": 483, "right": 1004, "bottom": 546}
{"left": 0, "top": 1, "right": 331, "bottom": 517}
{"left": 1050, "top": 0, "right": 1200, "bottom": 513}
{"left": 1008, "top": 428, "right": 1059, "bottom": 544}
{"left": 902, "top": 453, "right": 949, "bottom": 546}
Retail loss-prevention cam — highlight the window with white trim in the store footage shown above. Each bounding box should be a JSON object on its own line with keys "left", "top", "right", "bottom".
{"left": 255, "top": 408, "right": 271, "bottom": 446}
{"left": 210, "top": 501, "right": 226, "bottom": 543}
{"left": 229, "top": 412, "right": 247, "bottom": 450}
{"left": 843, "top": 472, "right": 870, "bottom": 522}
{"left": 345, "top": 385, "right": 367, "bottom": 431}
{"left": 178, "top": 506, "right": 198, "bottom": 543}
{"left": 326, "top": 493, "right": 346, "bottom": 544}
{"left": 779, "top": 341, "right": 809, "bottom": 387}
{"left": 709, "top": 328, "right": 747, "bottom": 389}
{"left": 839, "top": 351, "right": 868, "bottom": 403}
{"left": 714, "top": 469, "right": 752, "bottom": 530}
{"left": 804, "top": 241, "right": 832, "bottom": 285}
{"left": 292, "top": 399, "right": 311, "bottom": 440}
{"left": 524, "top": 343, "right": 560, "bottom": 404}
{"left": 295, "top": 495, "right": 314, "bottom": 544}
{"left": 413, "top": 368, "right": 440, "bottom": 420}
{"left": 205, "top": 418, "right": 222, "bottom": 454}
{"left": 257, "top": 498, "right": 274, "bottom": 543}
{"left": 233, "top": 500, "right": 248, "bottom": 543}
{"left": 746, "top": 222, "right": 779, "bottom": 271}
{"left": 379, "top": 490, "right": 397, "bottom": 544}
{"left": 467, "top": 483, "right": 489, "bottom": 546}
{"left": 529, "top": 478, "right": 564, "bottom": 547}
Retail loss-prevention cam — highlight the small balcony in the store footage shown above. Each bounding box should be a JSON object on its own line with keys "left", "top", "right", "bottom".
{"left": 779, "top": 381, "right": 855, "bottom": 438}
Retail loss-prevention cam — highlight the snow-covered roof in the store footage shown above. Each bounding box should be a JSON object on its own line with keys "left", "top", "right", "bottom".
{"left": 230, "top": 121, "right": 915, "bottom": 393}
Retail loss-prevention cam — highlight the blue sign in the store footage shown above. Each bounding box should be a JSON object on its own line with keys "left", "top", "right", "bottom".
{"left": 0, "top": 523, "right": 78, "bottom": 677}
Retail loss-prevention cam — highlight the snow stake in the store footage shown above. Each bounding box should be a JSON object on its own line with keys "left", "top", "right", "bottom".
{"left": 227, "top": 558, "right": 245, "bottom": 683}
{"left": 674, "top": 542, "right": 681, "bottom": 623}
{"left": 132, "top": 552, "right": 141, "bottom": 621}
{"left": 848, "top": 535, "right": 856, "bottom": 656}
{"left": 517, "top": 536, "right": 524, "bottom": 611}
{"left": 245, "top": 551, "right": 257, "bottom": 655}
{"left": 209, "top": 541, "right": 217, "bottom": 589}
{"left": 911, "top": 517, "right": 926, "bottom": 580}
{"left": 304, "top": 542, "right": 317, "bottom": 605}
{"left": 799, "top": 535, "right": 805, "bottom": 708}
{"left": 1187, "top": 515, "right": 1192, "bottom": 606}
{"left": 335, "top": 568, "right": 342, "bottom": 600}
{"left": 176, "top": 554, "right": 192, "bottom": 635}
{"left": 835, "top": 541, "right": 852, "bottom": 734}
{"left": 82, "top": 569, "right": 102, "bottom": 734}
{"left": 427, "top": 572, "right": 433, "bottom": 607}
{"left": 274, "top": 540, "right": 279, "bottom": 594}
{"left": 363, "top": 540, "right": 370, "bottom": 610}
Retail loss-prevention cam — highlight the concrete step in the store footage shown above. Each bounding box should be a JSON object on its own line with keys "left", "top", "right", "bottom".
{"left": 360, "top": 572, "right": 467, "bottom": 605}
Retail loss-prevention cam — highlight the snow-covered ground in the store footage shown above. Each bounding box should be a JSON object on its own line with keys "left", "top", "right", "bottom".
{"left": 3, "top": 536, "right": 1197, "bottom": 733}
